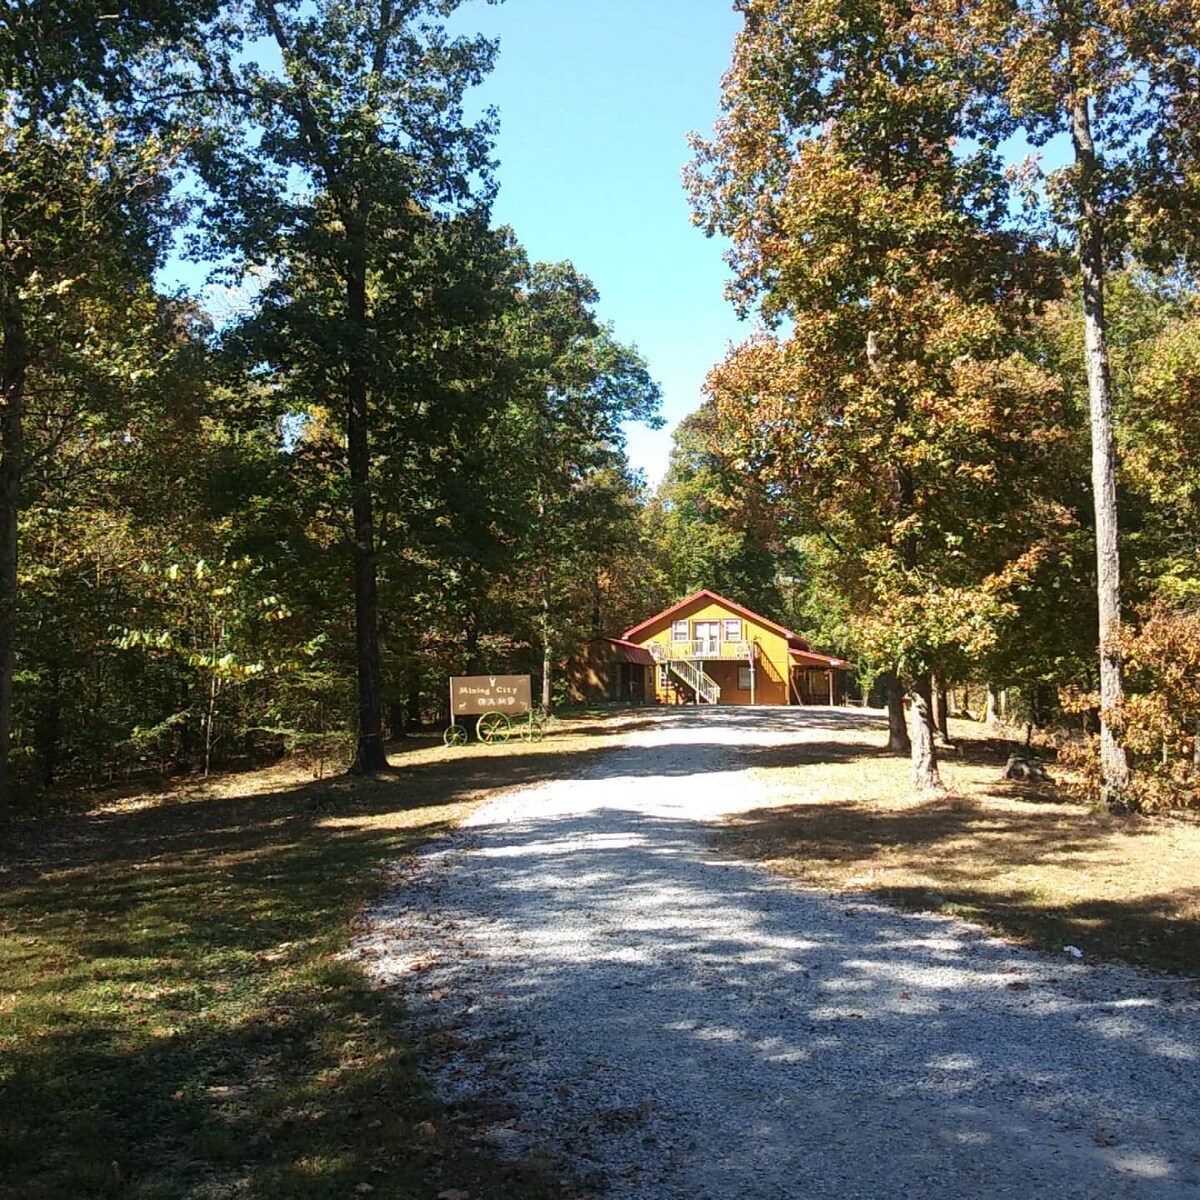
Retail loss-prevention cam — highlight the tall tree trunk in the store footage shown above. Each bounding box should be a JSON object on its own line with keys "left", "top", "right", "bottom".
{"left": 541, "top": 590, "right": 552, "bottom": 712}
{"left": 985, "top": 684, "right": 1001, "bottom": 729}
{"left": 884, "top": 670, "right": 910, "bottom": 754}
{"left": 538, "top": 487, "right": 552, "bottom": 712}
{"left": 908, "top": 683, "right": 944, "bottom": 794}
{"left": 591, "top": 575, "right": 602, "bottom": 635}
{"left": 872, "top": 331, "right": 923, "bottom": 766}
{"left": 36, "top": 656, "right": 62, "bottom": 787}
{"left": 387, "top": 701, "right": 406, "bottom": 740}
{"left": 933, "top": 673, "right": 951, "bottom": 746}
{"left": 465, "top": 615, "right": 479, "bottom": 671}
{"left": 1071, "top": 91, "right": 1130, "bottom": 809}
{"left": 203, "top": 670, "right": 219, "bottom": 778}
{"left": 0, "top": 288, "right": 25, "bottom": 802}
{"left": 346, "top": 221, "right": 387, "bottom": 773}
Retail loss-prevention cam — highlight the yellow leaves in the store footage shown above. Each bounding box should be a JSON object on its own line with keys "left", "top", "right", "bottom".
{"left": 955, "top": 461, "right": 998, "bottom": 484}
{"left": 1123, "top": 309, "right": 1200, "bottom": 504}
{"left": 115, "top": 628, "right": 177, "bottom": 653}
{"left": 185, "top": 651, "right": 266, "bottom": 680}
{"left": 1073, "top": 603, "right": 1200, "bottom": 810}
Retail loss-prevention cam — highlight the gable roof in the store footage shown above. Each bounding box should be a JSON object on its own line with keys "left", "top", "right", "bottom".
{"left": 622, "top": 589, "right": 811, "bottom": 650}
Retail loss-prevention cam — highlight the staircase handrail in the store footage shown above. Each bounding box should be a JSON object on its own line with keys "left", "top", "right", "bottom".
{"left": 667, "top": 656, "right": 720, "bottom": 704}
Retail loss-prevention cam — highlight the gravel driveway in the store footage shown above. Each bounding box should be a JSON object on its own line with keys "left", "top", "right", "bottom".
{"left": 357, "top": 708, "right": 1200, "bottom": 1199}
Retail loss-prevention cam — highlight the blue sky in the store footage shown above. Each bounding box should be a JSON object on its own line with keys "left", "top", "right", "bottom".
{"left": 166, "top": 2, "right": 748, "bottom": 486}
{"left": 162, "top": 3, "right": 1077, "bottom": 489}
{"left": 454, "top": 0, "right": 749, "bottom": 485}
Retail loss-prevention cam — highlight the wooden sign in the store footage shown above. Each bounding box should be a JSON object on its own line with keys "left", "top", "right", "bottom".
{"left": 450, "top": 675, "right": 532, "bottom": 716}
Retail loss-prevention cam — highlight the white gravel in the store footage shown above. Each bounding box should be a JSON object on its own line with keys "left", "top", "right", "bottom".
{"left": 356, "top": 708, "right": 1200, "bottom": 1199}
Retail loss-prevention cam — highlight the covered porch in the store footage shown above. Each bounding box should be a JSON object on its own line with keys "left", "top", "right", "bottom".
{"left": 789, "top": 648, "right": 852, "bottom": 705}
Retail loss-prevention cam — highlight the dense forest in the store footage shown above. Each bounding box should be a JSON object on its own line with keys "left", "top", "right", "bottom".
{"left": 3, "top": 0, "right": 1199, "bottom": 812}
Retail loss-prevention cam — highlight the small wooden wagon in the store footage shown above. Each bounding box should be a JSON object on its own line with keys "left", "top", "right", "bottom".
{"left": 443, "top": 674, "right": 547, "bottom": 746}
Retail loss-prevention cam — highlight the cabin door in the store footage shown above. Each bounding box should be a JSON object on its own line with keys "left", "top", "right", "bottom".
{"left": 694, "top": 620, "right": 721, "bottom": 657}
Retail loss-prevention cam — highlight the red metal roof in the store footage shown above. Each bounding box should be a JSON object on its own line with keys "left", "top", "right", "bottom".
{"left": 622, "top": 589, "right": 812, "bottom": 650}
{"left": 602, "top": 637, "right": 656, "bottom": 666}
{"left": 790, "top": 648, "right": 852, "bottom": 670}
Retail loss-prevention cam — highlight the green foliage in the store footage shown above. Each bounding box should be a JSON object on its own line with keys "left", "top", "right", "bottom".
{"left": 688, "top": 0, "right": 1070, "bottom": 697}
{"left": 645, "top": 404, "right": 793, "bottom": 619}
{"left": 7, "top": 0, "right": 1199, "bottom": 813}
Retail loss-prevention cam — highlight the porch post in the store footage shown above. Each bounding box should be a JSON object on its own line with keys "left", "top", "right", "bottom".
{"left": 828, "top": 669, "right": 835, "bottom": 706}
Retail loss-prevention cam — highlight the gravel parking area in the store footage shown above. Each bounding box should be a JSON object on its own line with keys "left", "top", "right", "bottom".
{"left": 357, "top": 708, "right": 1200, "bottom": 1199}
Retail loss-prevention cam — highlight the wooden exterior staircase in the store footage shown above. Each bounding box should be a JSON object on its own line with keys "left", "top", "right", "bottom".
{"left": 664, "top": 656, "right": 721, "bottom": 704}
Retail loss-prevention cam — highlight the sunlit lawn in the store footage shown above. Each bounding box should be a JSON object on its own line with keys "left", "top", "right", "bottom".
{"left": 719, "top": 717, "right": 1200, "bottom": 977}
{"left": 0, "top": 717, "right": 633, "bottom": 1200}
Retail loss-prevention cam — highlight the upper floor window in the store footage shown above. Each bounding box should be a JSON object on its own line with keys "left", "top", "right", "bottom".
{"left": 671, "top": 619, "right": 689, "bottom": 641}
{"left": 723, "top": 618, "right": 742, "bottom": 641}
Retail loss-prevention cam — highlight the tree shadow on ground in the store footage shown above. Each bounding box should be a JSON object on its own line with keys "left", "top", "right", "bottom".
{"left": 380, "top": 805, "right": 1200, "bottom": 1200}
{"left": 0, "top": 742, "right": 599, "bottom": 1200}
{"left": 718, "top": 798, "right": 1200, "bottom": 976}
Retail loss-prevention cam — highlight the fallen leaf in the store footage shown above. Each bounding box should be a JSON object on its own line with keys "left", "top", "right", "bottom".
{"left": 1006, "top": 981, "right": 1031, "bottom": 992}
{"left": 1093, "top": 1129, "right": 1117, "bottom": 1146}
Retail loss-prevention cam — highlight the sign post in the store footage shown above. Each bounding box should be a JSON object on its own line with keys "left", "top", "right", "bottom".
{"left": 443, "top": 675, "right": 538, "bottom": 747}
{"left": 449, "top": 675, "right": 532, "bottom": 717}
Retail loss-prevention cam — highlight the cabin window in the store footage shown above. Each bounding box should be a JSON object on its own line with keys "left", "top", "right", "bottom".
{"left": 723, "top": 618, "right": 742, "bottom": 642}
{"left": 671, "top": 619, "right": 689, "bottom": 641}
{"left": 738, "top": 667, "right": 753, "bottom": 691}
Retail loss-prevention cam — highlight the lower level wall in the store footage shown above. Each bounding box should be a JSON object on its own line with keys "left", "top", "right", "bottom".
{"left": 567, "top": 655, "right": 652, "bottom": 705}
{"left": 651, "top": 658, "right": 790, "bottom": 706}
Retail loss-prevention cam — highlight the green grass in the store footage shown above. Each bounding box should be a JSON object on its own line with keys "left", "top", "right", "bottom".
{"left": 0, "top": 726, "right": 623, "bottom": 1200}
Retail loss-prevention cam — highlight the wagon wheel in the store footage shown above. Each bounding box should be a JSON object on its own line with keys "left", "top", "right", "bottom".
{"left": 443, "top": 723, "right": 468, "bottom": 748}
{"left": 476, "top": 711, "right": 512, "bottom": 744}
{"left": 517, "top": 712, "right": 543, "bottom": 742}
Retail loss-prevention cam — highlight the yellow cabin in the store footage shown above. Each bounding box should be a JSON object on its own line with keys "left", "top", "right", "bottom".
{"left": 568, "top": 589, "right": 850, "bottom": 707}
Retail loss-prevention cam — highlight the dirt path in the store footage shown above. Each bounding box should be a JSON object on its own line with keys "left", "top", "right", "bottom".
{"left": 358, "top": 709, "right": 1200, "bottom": 1199}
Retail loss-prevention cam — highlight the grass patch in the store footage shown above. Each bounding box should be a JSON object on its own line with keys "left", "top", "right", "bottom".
{"left": 718, "top": 718, "right": 1200, "bottom": 977}
{"left": 0, "top": 716, "right": 631, "bottom": 1200}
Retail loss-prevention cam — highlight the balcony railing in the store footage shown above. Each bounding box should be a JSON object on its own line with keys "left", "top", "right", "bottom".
{"left": 651, "top": 640, "right": 755, "bottom": 662}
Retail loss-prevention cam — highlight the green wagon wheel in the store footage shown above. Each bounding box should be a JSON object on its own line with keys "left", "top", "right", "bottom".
{"left": 526, "top": 711, "right": 546, "bottom": 741}
{"left": 443, "top": 723, "right": 468, "bottom": 747}
{"left": 476, "top": 711, "right": 512, "bottom": 744}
